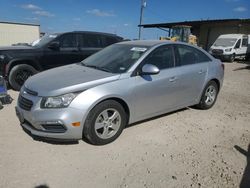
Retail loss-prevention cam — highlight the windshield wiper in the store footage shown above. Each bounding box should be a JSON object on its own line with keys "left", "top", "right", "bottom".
{"left": 82, "top": 63, "right": 111, "bottom": 73}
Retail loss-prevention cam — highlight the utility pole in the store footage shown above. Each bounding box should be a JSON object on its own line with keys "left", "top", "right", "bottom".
{"left": 138, "top": 0, "right": 146, "bottom": 40}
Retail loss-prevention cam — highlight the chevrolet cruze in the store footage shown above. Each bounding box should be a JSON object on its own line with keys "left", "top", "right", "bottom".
{"left": 16, "top": 40, "right": 224, "bottom": 145}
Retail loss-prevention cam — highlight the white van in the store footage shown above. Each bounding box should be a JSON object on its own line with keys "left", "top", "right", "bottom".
{"left": 209, "top": 34, "right": 249, "bottom": 62}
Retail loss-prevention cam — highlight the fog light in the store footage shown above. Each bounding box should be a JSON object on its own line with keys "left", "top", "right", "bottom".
{"left": 39, "top": 120, "right": 67, "bottom": 133}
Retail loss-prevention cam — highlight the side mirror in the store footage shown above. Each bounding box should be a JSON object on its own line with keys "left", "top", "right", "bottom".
{"left": 141, "top": 64, "right": 160, "bottom": 75}
{"left": 48, "top": 41, "right": 60, "bottom": 50}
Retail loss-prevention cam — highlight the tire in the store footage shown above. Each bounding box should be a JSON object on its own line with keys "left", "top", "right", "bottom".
{"left": 196, "top": 81, "right": 218, "bottom": 110}
{"left": 9, "top": 64, "right": 38, "bottom": 91}
{"left": 0, "top": 101, "right": 3, "bottom": 110}
{"left": 229, "top": 54, "right": 235, "bottom": 63}
{"left": 246, "top": 54, "right": 250, "bottom": 61}
{"left": 83, "top": 100, "right": 127, "bottom": 145}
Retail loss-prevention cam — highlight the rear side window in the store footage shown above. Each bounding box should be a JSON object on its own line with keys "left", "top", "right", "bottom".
{"left": 105, "top": 36, "right": 118, "bottom": 46}
{"left": 175, "top": 44, "right": 211, "bottom": 66}
{"left": 142, "top": 45, "right": 175, "bottom": 70}
{"left": 79, "top": 33, "right": 103, "bottom": 48}
{"left": 60, "top": 34, "right": 77, "bottom": 48}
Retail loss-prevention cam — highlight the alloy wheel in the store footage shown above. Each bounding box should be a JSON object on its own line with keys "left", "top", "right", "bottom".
{"left": 204, "top": 85, "right": 217, "bottom": 106}
{"left": 94, "top": 108, "right": 121, "bottom": 139}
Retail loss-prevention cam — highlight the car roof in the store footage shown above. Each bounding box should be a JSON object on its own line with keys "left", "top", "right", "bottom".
{"left": 218, "top": 34, "right": 244, "bottom": 38}
{"left": 119, "top": 40, "right": 173, "bottom": 47}
{"left": 54, "top": 31, "right": 122, "bottom": 38}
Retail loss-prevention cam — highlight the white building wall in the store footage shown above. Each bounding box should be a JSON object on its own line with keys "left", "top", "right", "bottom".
{"left": 0, "top": 22, "right": 40, "bottom": 46}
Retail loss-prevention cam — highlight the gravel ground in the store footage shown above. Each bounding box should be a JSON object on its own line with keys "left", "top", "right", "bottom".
{"left": 0, "top": 62, "right": 249, "bottom": 188}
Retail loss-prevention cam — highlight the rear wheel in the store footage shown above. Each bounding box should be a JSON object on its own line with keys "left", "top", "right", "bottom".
{"left": 83, "top": 100, "right": 127, "bottom": 145}
{"left": 196, "top": 81, "right": 218, "bottom": 110}
{"left": 9, "top": 64, "right": 38, "bottom": 91}
{"left": 0, "top": 101, "right": 3, "bottom": 109}
{"left": 246, "top": 54, "right": 250, "bottom": 61}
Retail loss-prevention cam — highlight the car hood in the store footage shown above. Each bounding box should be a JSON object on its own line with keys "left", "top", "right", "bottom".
{"left": 210, "top": 46, "right": 232, "bottom": 49}
{"left": 0, "top": 45, "right": 33, "bottom": 51}
{"left": 24, "top": 64, "right": 120, "bottom": 96}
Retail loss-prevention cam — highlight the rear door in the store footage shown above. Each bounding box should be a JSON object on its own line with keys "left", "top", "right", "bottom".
{"left": 173, "top": 44, "right": 211, "bottom": 105}
{"left": 42, "top": 33, "right": 80, "bottom": 69}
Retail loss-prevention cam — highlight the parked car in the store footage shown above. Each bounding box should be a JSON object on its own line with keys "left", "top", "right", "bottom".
{"left": 0, "top": 31, "right": 123, "bottom": 90}
{"left": 209, "top": 34, "right": 250, "bottom": 62}
{"left": 16, "top": 40, "right": 224, "bottom": 145}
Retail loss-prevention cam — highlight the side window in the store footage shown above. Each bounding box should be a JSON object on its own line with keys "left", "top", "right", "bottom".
{"left": 60, "top": 34, "right": 77, "bottom": 48}
{"left": 80, "top": 34, "right": 103, "bottom": 48}
{"left": 242, "top": 36, "right": 248, "bottom": 47}
{"left": 176, "top": 44, "right": 211, "bottom": 66}
{"left": 143, "top": 45, "right": 175, "bottom": 70}
{"left": 105, "top": 36, "right": 118, "bottom": 46}
{"left": 235, "top": 39, "right": 241, "bottom": 49}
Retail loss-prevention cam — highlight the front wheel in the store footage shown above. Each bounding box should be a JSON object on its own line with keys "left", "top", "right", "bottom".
{"left": 229, "top": 54, "right": 235, "bottom": 62}
{"left": 83, "top": 100, "right": 127, "bottom": 145}
{"left": 196, "top": 81, "right": 218, "bottom": 110}
{"left": 9, "top": 64, "right": 38, "bottom": 91}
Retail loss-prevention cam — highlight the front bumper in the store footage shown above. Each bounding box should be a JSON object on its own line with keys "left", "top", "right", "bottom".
{"left": 16, "top": 92, "right": 88, "bottom": 140}
{"left": 211, "top": 54, "right": 233, "bottom": 61}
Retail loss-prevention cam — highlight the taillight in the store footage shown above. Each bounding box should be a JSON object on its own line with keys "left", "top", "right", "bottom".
{"left": 4, "top": 64, "right": 8, "bottom": 76}
{"left": 221, "top": 63, "right": 225, "bottom": 71}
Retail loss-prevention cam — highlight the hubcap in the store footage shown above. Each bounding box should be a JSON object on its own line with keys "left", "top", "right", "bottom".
{"left": 94, "top": 108, "right": 121, "bottom": 139}
{"left": 204, "top": 85, "right": 216, "bottom": 106}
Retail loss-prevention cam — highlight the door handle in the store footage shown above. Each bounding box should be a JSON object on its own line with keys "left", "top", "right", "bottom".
{"left": 169, "top": 76, "right": 178, "bottom": 82}
{"left": 198, "top": 70, "right": 206, "bottom": 74}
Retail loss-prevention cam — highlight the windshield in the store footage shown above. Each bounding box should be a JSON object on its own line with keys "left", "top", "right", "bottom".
{"left": 81, "top": 44, "right": 148, "bottom": 74}
{"left": 32, "top": 34, "right": 58, "bottom": 47}
{"left": 172, "top": 28, "right": 182, "bottom": 37}
{"left": 213, "top": 38, "right": 237, "bottom": 47}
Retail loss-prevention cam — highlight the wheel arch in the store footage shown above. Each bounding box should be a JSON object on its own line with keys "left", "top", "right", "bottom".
{"left": 210, "top": 78, "right": 220, "bottom": 92}
{"left": 94, "top": 97, "right": 130, "bottom": 124}
{"left": 197, "top": 78, "right": 221, "bottom": 103}
{"left": 7, "top": 59, "right": 42, "bottom": 75}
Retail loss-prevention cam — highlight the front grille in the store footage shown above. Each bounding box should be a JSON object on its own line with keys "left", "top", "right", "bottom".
{"left": 24, "top": 87, "right": 38, "bottom": 96}
{"left": 212, "top": 49, "right": 223, "bottom": 55}
{"left": 18, "top": 95, "right": 33, "bottom": 111}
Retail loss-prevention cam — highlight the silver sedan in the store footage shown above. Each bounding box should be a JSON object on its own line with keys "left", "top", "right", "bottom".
{"left": 16, "top": 40, "right": 224, "bottom": 145}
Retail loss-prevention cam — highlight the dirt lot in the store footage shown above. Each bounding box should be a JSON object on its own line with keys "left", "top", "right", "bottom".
{"left": 0, "top": 62, "right": 249, "bottom": 188}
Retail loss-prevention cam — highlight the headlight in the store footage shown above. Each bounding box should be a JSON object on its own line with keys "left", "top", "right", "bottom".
{"left": 225, "top": 48, "right": 232, "bottom": 52}
{"left": 41, "top": 93, "right": 77, "bottom": 108}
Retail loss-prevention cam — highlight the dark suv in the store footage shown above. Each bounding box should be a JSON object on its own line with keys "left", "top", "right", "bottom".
{"left": 0, "top": 31, "right": 123, "bottom": 90}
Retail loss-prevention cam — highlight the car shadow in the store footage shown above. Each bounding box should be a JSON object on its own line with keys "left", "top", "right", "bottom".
{"left": 34, "top": 185, "right": 49, "bottom": 188}
{"left": 234, "top": 144, "right": 250, "bottom": 188}
{"left": 233, "top": 65, "right": 250, "bottom": 71}
{"left": 21, "top": 107, "right": 189, "bottom": 145}
{"left": 22, "top": 127, "right": 79, "bottom": 145}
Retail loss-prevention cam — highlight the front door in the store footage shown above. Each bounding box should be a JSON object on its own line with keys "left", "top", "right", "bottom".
{"left": 132, "top": 45, "right": 181, "bottom": 119}
{"left": 42, "top": 33, "right": 81, "bottom": 70}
